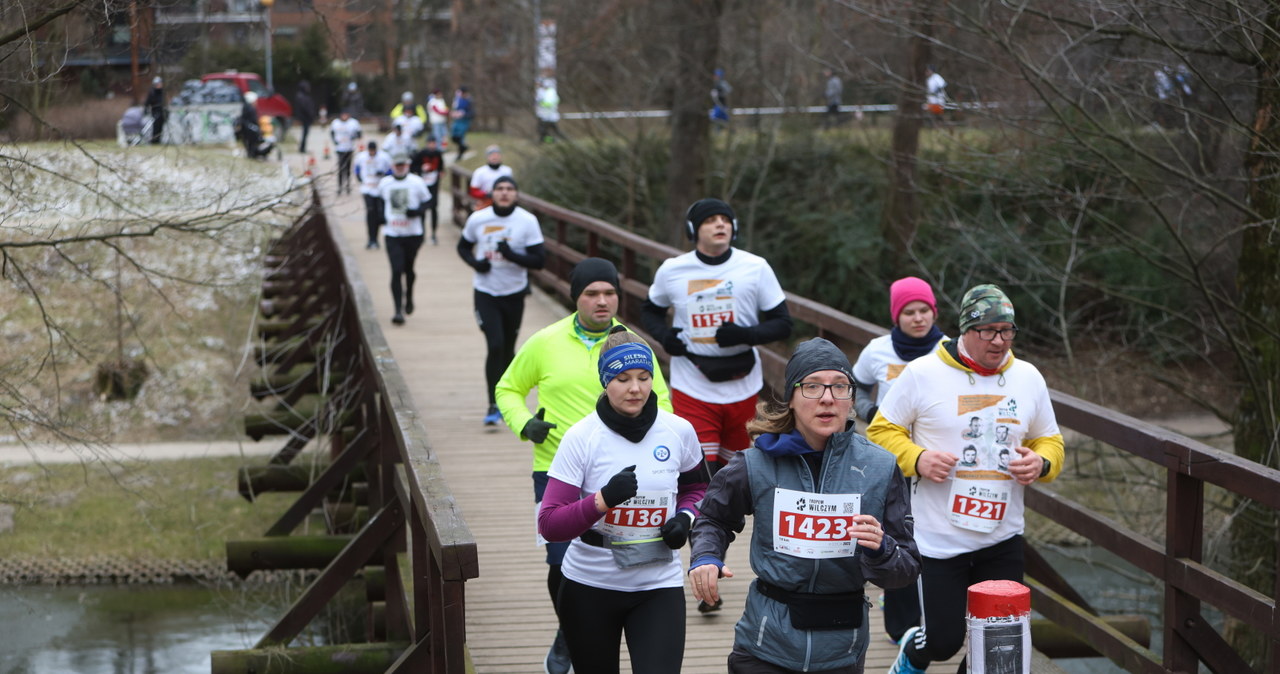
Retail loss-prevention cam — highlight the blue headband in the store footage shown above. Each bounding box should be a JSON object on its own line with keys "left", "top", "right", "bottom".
{"left": 599, "top": 342, "right": 655, "bottom": 387}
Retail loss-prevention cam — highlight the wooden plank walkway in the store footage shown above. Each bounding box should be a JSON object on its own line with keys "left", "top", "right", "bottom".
{"left": 300, "top": 153, "right": 962, "bottom": 673}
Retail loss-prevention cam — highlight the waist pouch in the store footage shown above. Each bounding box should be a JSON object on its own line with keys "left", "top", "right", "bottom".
{"left": 580, "top": 529, "right": 671, "bottom": 569}
{"left": 685, "top": 349, "right": 756, "bottom": 382}
{"left": 756, "top": 579, "right": 864, "bottom": 631}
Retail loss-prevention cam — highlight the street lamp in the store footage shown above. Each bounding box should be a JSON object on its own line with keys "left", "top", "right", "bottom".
{"left": 261, "top": 0, "right": 274, "bottom": 92}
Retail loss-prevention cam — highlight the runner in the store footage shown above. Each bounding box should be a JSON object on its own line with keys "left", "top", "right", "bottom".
{"left": 851, "top": 276, "right": 946, "bottom": 645}
{"left": 537, "top": 328, "right": 705, "bottom": 673}
{"left": 868, "top": 284, "right": 1064, "bottom": 674}
{"left": 375, "top": 151, "right": 430, "bottom": 325}
{"left": 329, "top": 109, "right": 362, "bottom": 194}
{"left": 409, "top": 136, "right": 444, "bottom": 245}
{"left": 689, "top": 338, "right": 919, "bottom": 673}
{"left": 496, "top": 257, "right": 674, "bottom": 674}
{"left": 642, "top": 200, "right": 794, "bottom": 603}
{"left": 457, "top": 176, "right": 545, "bottom": 426}
{"left": 354, "top": 140, "right": 392, "bottom": 250}
{"left": 468, "top": 145, "right": 513, "bottom": 210}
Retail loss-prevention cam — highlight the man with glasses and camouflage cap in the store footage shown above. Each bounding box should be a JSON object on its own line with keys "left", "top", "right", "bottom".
{"left": 868, "top": 284, "right": 1064, "bottom": 674}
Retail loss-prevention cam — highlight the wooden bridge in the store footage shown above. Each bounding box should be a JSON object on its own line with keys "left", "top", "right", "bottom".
{"left": 210, "top": 159, "right": 1280, "bottom": 673}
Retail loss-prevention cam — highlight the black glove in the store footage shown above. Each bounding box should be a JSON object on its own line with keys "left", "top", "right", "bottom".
{"left": 521, "top": 407, "right": 557, "bottom": 444}
{"left": 659, "top": 511, "right": 693, "bottom": 549}
{"left": 496, "top": 239, "right": 514, "bottom": 257}
{"left": 405, "top": 207, "right": 423, "bottom": 218}
{"left": 472, "top": 258, "right": 492, "bottom": 273}
{"left": 600, "top": 465, "right": 638, "bottom": 508}
{"left": 714, "top": 321, "right": 754, "bottom": 347}
{"left": 661, "top": 327, "right": 688, "bottom": 356}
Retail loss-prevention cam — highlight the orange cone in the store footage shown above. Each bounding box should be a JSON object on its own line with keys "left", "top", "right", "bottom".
{"left": 304, "top": 155, "right": 316, "bottom": 176}
{"left": 323, "top": 145, "right": 331, "bottom": 160}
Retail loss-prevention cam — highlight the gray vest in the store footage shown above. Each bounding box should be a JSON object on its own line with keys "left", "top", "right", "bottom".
{"left": 734, "top": 430, "right": 899, "bottom": 671}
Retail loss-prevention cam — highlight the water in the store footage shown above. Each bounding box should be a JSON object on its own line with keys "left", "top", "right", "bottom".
{"left": 0, "top": 584, "right": 288, "bottom": 674}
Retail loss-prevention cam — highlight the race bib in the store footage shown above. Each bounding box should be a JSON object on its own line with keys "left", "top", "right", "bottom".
{"left": 687, "top": 290, "right": 735, "bottom": 343}
{"left": 596, "top": 490, "right": 673, "bottom": 540}
{"left": 772, "top": 488, "right": 861, "bottom": 559}
{"left": 947, "top": 477, "right": 1011, "bottom": 533}
{"left": 387, "top": 216, "right": 411, "bottom": 235}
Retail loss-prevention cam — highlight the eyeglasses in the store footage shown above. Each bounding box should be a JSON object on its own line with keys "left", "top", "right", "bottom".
{"left": 794, "top": 382, "right": 854, "bottom": 399}
{"left": 972, "top": 326, "right": 1019, "bottom": 341}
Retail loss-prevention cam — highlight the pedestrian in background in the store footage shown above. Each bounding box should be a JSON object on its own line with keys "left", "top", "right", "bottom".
{"left": 427, "top": 89, "right": 450, "bottom": 151}
{"left": 451, "top": 86, "right": 474, "bottom": 161}
{"left": 823, "top": 69, "right": 846, "bottom": 127}
{"left": 294, "top": 80, "right": 316, "bottom": 154}
{"left": 145, "top": 76, "right": 167, "bottom": 145}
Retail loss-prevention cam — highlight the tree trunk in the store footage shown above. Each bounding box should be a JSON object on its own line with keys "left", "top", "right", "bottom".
{"left": 664, "top": 0, "right": 723, "bottom": 246}
{"left": 1229, "top": 5, "right": 1280, "bottom": 666}
{"left": 880, "top": 3, "right": 933, "bottom": 274}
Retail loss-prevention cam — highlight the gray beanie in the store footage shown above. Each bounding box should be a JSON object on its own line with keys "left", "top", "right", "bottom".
{"left": 784, "top": 338, "right": 853, "bottom": 402}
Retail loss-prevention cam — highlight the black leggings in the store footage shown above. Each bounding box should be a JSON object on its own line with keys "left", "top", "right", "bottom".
{"left": 385, "top": 235, "right": 424, "bottom": 313}
{"left": 473, "top": 290, "right": 525, "bottom": 405}
{"left": 557, "top": 579, "right": 685, "bottom": 674}
{"left": 363, "top": 194, "right": 383, "bottom": 244}
{"left": 904, "top": 534, "right": 1024, "bottom": 673}
{"left": 336, "top": 150, "right": 353, "bottom": 190}
{"left": 426, "top": 183, "right": 439, "bottom": 234}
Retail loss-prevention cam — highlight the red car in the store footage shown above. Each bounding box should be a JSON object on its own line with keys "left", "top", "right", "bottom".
{"left": 201, "top": 71, "right": 294, "bottom": 139}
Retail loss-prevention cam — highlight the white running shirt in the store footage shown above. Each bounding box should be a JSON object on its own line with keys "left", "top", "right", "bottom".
{"left": 461, "top": 206, "right": 545, "bottom": 296}
{"left": 877, "top": 352, "right": 1060, "bottom": 558}
{"left": 549, "top": 409, "right": 703, "bottom": 591}
{"left": 376, "top": 174, "right": 430, "bottom": 238}
{"left": 647, "top": 249, "right": 787, "bottom": 403}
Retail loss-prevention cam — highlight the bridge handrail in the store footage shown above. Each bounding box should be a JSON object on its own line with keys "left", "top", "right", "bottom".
{"left": 451, "top": 166, "right": 1278, "bottom": 673}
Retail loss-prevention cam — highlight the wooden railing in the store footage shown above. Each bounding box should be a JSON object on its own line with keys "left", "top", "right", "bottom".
{"left": 452, "top": 166, "right": 1280, "bottom": 674}
{"left": 214, "top": 198, "right": 478, "bottom": 673}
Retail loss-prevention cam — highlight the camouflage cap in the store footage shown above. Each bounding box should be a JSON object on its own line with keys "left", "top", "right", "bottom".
{"left": 958, "top": 284, "right": 1015, "bottom": 332}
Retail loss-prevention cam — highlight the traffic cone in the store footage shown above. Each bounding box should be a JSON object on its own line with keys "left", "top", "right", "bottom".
{"left": 357, "top": 143, "right": 365, "bottom": 153}
{"left": 304, "top": 155, "right": 316, "bottom": 177}
{"left": 323, "top": 145, "right": 331, "bottom": 160}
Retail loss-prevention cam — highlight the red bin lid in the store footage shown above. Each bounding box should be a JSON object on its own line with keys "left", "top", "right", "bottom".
{"left": 967, "top": 580, "right": 1031, "bottom": 619}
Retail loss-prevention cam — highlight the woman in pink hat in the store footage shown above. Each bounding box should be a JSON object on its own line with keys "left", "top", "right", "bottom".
{"left": 852, "top": 275, "right": 946, "bottom": 646}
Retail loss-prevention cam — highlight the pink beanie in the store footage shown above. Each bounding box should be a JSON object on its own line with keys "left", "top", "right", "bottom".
{"left": 889, "top": 276, "right": 937, "bottom": 322}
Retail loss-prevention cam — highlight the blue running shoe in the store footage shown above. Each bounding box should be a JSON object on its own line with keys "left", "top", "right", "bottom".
{"left": 887, "top": 626, "right": 925, "bottom": 674}
{"left": 483, "top": 405, "right": 502, "bottom": 426}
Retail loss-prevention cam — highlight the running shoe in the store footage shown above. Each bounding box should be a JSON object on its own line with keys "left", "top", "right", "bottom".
{"left": 887, "top": 626, "right": 925, "bottom": 674}
{"left": 543, "top": 630, "right": 573, "bottom": 674}
{"left": 404, "top": 298, "right": 414, "bottom": 315}
{"left": 431, "top": 234, "right": 439, "bottom": 245}
{"left": 391, "top": 313, "right": 405, "bottom": 326}
{"left": 483, "top": 405, "right": 502, "bottom": 426}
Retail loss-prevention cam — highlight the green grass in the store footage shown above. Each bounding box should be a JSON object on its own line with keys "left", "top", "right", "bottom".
{"left": 0, "top": 455, "right": 292, "bottom": 561}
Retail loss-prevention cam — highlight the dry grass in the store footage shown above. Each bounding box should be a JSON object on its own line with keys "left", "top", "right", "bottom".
{"left": 5, "top": 97, "right": 134, "bottom": 142}
{"left": 1, "top": 142, "right": 309, "bottom": 445}
{"left": 0, "top": 455, "right": 293, "bottom": 560}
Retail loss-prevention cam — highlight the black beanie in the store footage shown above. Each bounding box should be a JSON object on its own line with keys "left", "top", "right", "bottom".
{"left": 493, "top": 175, "right": 518, "bottom": 191}
{"left": 783, "top": 338, "right": 854, "bottom": 402}
{"left": 686, "top": 198, "right": 736, "bottom": 233}
{"left": 569, "top": 258, "right": 620, "bottom": 301}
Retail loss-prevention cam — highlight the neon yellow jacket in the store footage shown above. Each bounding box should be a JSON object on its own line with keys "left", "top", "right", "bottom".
{"left": 496, "top": 313, "right": 672, "bottom": 471}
